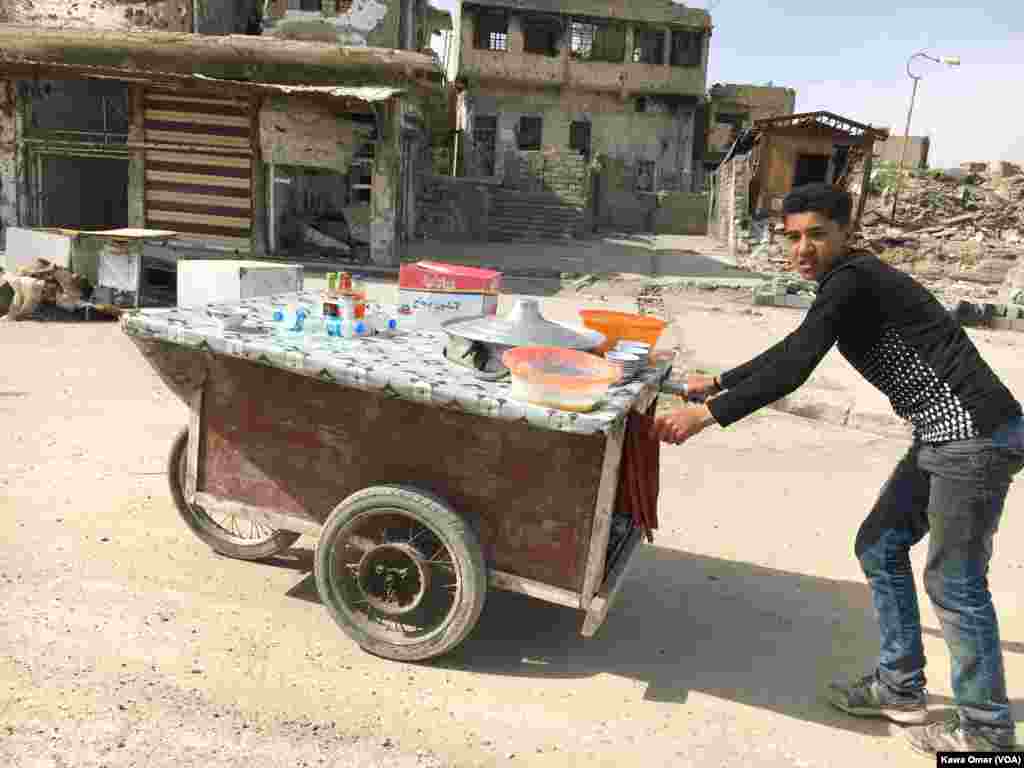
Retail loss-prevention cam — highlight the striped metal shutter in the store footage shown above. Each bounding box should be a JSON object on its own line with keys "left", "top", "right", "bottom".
{"left": 143, "top": 92, "right": 253, "bottom": 251}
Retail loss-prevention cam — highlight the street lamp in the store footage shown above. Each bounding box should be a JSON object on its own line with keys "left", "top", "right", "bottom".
{"left": 889, "top": 51, "right": 960, "bottom": 222}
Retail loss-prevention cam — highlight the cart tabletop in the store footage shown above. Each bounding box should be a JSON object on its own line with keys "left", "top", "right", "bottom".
{"left": 121, "top": 291, "right": 672, "bottom": 436}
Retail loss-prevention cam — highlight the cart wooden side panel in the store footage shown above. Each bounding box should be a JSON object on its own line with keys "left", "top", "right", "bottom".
{"left": 195, "top": 351, "right": 608, "bottom": 592}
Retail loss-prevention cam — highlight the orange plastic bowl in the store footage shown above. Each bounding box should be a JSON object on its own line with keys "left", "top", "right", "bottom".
{"left": 578, "top": 309, "right": 666, "bottom": 354}
{"left": 502, "top": 346, "right": 620, "bottom": 412}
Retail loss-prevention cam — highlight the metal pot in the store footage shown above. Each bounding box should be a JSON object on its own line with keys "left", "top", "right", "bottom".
{"left": 440, "top": 298, "right": 605, "bottom": 380}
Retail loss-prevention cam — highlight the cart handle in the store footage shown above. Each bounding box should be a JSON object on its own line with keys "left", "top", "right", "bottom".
{"left": 658, "top": 368, "right": 707, "bottom": 403}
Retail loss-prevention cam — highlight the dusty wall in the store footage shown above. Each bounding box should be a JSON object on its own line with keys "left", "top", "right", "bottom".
{"left": 462, "top": 85, "right": 697, "bottom": 190}
{"left": 0, "top": 80, "right": 16, "bottom": 252}
{"left": 877, "top": 135, "right": 930, "bottom": 169}
{"left": 706, "top": 83, "right": 796, "bottom": 156}
{"left": 259, "top": 96, "right": 372, "bottom": 169}
{"left": 457, "top": 8, "right": 707, "bottom": 98}
{"left": 0, "top": 0, "right": 195, "bottom": 31}
{"left": 416, "top": 176, "right": 492, "bottom": 240}
{"left": 263, "top": 0, "right": 399, "bottom": 47}
{"left": 652, "top": 191, "right": 707, "bottom": 235}
{"left": 758, "top": 133, "right": 848, "bottom": 212}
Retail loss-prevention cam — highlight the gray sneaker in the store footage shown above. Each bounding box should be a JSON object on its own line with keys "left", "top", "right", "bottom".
{"left": 905, "top": 714, "right": 1020, "bottom": 757}
{"left": 826, "top": 673, "right": 929, "bottom": 725}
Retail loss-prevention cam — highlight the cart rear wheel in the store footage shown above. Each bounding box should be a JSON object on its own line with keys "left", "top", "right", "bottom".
{"left": 315, "top": 485, "right": 487, "bottom": 662}
{"left": 168, "top": 427, "right": 301, "bottom": 560}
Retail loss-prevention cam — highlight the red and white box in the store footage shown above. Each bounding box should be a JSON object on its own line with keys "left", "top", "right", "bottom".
{"left": 398, "top": 261, "right": 502, "bottom": 294}
{"left": 397, "top": 261, "right": 503, "bottom": 330}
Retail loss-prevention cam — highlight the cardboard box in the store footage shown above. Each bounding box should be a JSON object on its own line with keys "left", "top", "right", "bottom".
{"left": 398, "top": 261, "right": 502, "bottom": 295}
{"left": 177, "top": 260, "right": 303, "bottom": 308}
{"left": 396, "top": 289, "right": 498, "bottom": 330}
{"left": 396, "top": 261, "right": 503, "bottom": 330}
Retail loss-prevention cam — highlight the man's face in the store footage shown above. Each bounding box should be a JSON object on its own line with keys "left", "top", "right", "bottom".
{"left": 782, "top": 211, "right": 849, "bottom": 281}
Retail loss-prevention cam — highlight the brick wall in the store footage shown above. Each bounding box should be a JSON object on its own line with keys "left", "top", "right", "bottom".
{"left": 507, "top": 149, "right": 590, "bottom": 209}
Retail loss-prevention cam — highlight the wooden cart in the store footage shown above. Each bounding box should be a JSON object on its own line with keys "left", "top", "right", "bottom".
{"left": 124, "top": 295, "right": 675, "bottom": 662}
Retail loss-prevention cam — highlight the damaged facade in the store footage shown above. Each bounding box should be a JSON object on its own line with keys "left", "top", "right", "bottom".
{"left": 262, "top": 0, "right": 451, "bottom": 49}
{"left": 710, "top": 110, "right": 888, "bottom": 257}
{"left": 0, "top": 15, "right": 447, "bottom": 272}
{"left": 433, "top": 0, "right": 711, "bottom": 237}
{"left": 702, "top": 82, "right": 796, "bottom": 182}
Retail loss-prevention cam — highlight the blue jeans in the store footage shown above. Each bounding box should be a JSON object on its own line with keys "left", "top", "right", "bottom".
{"left": 855, "top": 415, "right": 1024, "bottom": 741}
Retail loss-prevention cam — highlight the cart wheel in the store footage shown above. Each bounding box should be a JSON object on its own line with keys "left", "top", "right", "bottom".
{"left": 314, "top": 485, "right": 487, "bottom": 662}
{"left": 168, "top": 427, "right": 301, "bottom": 560}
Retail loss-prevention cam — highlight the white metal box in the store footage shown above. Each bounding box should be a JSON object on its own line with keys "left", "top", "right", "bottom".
{"left": 177, "top": 260, "right": 303, "bottom": 308}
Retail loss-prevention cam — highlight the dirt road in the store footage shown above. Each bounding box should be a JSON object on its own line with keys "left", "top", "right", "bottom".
{"left": 2, "top": 292, "right": 1022, "bottom": 767}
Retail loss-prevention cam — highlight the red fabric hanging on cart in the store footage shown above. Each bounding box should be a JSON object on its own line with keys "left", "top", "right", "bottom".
{"left": 615, "top": 402, "right": 660, "bottom": 542}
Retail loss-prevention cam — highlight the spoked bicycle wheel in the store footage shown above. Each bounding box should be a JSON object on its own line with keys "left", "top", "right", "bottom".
{"left": 314, "top": 484, "right": 487, "bottom": 661}
{"left": 167, "top": 427, "right": 300, "bottom": 560}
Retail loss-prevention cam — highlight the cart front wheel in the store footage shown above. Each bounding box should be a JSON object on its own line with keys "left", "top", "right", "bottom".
{"left": 168, "top": 427, "right": 301, "bottom": 560}
{"left": 315, "top": 485, "right": 487, "bottom": 662}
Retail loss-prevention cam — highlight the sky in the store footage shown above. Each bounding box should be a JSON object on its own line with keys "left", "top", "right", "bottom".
{"left": 430, "top": 0, "right": 1024, "bottom": 168}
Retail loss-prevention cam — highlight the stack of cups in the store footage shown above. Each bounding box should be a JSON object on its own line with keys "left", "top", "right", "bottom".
{"left": 605, "top": 340, "right": 652, "bottom": 384}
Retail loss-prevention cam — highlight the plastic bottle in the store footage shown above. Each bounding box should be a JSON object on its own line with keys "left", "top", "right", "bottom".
{"left": 326, "top": 315, "right": 341, "bottom": 338}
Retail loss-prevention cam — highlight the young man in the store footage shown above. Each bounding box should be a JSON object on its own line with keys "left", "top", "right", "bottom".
{"left": 652, "top": 182, "right": 1023, "bottom": 756}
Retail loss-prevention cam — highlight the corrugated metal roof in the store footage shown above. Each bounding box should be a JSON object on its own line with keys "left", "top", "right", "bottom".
{"left": 193, "top": 76, "right": 404, "bottom": 102}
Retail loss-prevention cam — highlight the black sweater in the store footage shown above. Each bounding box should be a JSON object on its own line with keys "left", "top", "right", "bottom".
{"left": 707, "top": 251, "right": 1021, "bottom": 442}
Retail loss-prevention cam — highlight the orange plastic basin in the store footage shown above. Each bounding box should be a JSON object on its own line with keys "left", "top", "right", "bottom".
{"left": 502, "top": 346, "right": 620, "bottom": 412}
{"left": 578, "top": 310, "right": 666, "bottom": 354}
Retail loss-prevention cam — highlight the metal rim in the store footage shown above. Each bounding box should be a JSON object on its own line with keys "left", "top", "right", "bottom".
{"left": 324, "top": 507, "right": 462, "bottom": 646}
{"left": 176, "top": 445, "right": 281, "bottom": 546}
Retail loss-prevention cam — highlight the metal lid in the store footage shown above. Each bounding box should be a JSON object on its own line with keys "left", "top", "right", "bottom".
{"left": 440, "top": 298, "right": 605, "bottom": 350}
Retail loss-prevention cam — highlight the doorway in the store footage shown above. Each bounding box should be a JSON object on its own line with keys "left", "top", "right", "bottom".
{"left": 792, "top": 153, "right": 830, "bottom": 187}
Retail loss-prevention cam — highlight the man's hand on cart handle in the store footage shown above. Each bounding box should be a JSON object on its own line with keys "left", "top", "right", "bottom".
{"left": 650, "top": 403, "right": 718, "bottom": 445}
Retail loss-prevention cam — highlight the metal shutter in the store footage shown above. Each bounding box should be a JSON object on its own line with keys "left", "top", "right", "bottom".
{"left": 144, "top": 92, "right": 253, "bottom": 251}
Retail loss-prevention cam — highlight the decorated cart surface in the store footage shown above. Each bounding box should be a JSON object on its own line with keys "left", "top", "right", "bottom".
{"left": 122, "top": 291, "right": 672, "bottom": 661}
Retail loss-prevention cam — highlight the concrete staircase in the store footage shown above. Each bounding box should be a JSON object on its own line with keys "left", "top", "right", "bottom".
{"left": 487, "top": 190, "right": 588, "bottom": 242}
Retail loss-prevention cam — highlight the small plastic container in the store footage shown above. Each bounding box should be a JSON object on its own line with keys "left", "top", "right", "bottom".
{"left": 579, "top": 309, "right": 666, "bottom": 354}
{"left": 502, "top": 347, "right": 620, "bottom": 413}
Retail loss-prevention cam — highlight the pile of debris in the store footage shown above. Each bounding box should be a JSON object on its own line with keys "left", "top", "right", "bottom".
{"left": 738, "top": 161, "right": 1024, "bottom": 306}
{"left": 851, "top": 161, "right": 1024, "bottom": 300}
{"left": 0, "top": 259, "right": 93, "bottom": 321}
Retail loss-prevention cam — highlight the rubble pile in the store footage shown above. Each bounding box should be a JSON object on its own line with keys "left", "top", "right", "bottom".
{"left": 0, "top": 259, "right": 93, "bottom": 321}
{"left": 739, "top": 162, "right": 1024, "bottom": 306}
{"left": 853, "top": 162, "right": 1024, "bottom": 301}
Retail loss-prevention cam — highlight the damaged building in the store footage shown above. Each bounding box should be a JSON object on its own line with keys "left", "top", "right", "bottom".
{"left": 0, "top": 29, "right": 443, "bottom": 278}
{"left": 710, "top": 110, "right": 889, "bottom": 257}
{"left": 429, "top": 0, "right": 711, "bottom": 238}
{"left": 702, "top": 82, "right": 796, "bottom": 183}
{"left": 0, "top": 0, "right": 452, "bottom": 289}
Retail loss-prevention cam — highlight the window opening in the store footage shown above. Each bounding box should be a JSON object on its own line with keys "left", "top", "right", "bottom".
{"left": 517, "top": 116, "right": 542, "bottom": 151}
{"left": 475, "top": 11, "right": 508, "bottom": 51}
{"left": 569, "top": 121, "right": 591, "bottom": 159}
{"left": 569, "top": 19, "right": 625, "bottom": 62}
{"left": 523, "top": 16, "right": 560, "bottom": 56}
{"left": 669, "top": 29, "right": 703, "bottom": 67}
{"left": 632, "top": 27, "right": 665, "bottom": 64}
{"left": 472, "top": 115, "right": 497, "bottom": 176}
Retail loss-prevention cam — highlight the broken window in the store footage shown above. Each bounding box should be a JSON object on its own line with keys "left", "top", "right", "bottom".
{"left": 632, "top": 26, "right": 665, "bottom": 64}
{"left": 636, "top": 161, "right": 655, "bottom": 192}
{"left": 475, "top": 11, "right": 508, "bottom": 51}
{"left": 669, "top": 29, "right": 703, "bottom": 67}
{"left": 472, "top": 115, "right": 497, "bottom": 176}
{"left": 523, "top": 15, "right": 560, "bottom": 57}
{"left": 793, "top": 154, "right": 830, "bottom": 187}
{"left": 25, "top": 79, "right": 129, "bottom": 145}
{"left": 517, "top": 116, "right": 542, "bottom": 151}
{"left": 271, "top": 150, "right": 375, "bottom": 260}
{"left": 569, "top": 120, "right": 591, "bottom": 159}
{"left": 569, "top": 19, "right": 625, "bottom": 62}
{"left": 36, "top": 155, "right": 130, "bottom": 230}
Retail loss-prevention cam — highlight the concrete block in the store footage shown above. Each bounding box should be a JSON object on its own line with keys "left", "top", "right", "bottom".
{"left": 177, "top": 260, "right": 303, "bottom": 309}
